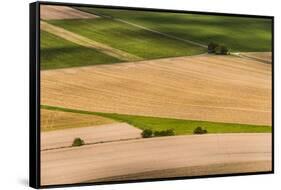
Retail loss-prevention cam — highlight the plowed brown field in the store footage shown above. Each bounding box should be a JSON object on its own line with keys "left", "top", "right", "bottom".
{"left": 41, "top": 54, "right": 272, "bottom": 125}
{"left": 41, "top": 133, "right": 271, "bottom": 185}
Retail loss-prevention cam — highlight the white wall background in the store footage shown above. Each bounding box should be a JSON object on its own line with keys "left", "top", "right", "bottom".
{"left": 0, "top": 0, "right": 279, "bottom": 189}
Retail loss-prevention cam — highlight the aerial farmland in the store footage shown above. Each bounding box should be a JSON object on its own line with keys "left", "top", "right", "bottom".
{"left": 40, "top": 5, "right": 272, "bottom": 186}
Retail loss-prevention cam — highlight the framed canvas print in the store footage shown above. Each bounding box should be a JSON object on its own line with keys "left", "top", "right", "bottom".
{"left": 29, "top": 1, "right": 274, "bottom": 188}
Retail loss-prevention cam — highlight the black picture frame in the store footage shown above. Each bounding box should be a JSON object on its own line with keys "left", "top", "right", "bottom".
{"left": 30, "top": 1, "right": 274, "bottom": 188}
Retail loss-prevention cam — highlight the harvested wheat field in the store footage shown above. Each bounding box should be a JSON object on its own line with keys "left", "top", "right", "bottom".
{"left": 41, "top": 54, "right": 272, "bottom": 125}
{"left": 41, "top": 108, "right": 116, "bottom": 131}
{"left": 41, "top": 5, "right": 98, "bottom": 20}
{"left": 41, "top": 133, "right": 272, "bottom": 185}
{"left": 41, "top": 122, "right": 141, "bottom": 150}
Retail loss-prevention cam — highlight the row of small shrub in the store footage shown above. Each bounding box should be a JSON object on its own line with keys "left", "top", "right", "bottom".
{"left": 72, "top": 127, "right": 207, "bottom": 146}
{"left": 142, "top": 127, "right": 208, "bottom": 138}
{"left": 154, "top": 129, "right": 175, "bottom": 137}
{"left": 141, "top": 129, "right": 175, "bottom": 138}
{"left": 208, "top": 42, "right": 230, "bottom": 55}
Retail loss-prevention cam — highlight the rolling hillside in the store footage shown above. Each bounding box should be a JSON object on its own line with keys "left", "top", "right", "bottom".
{"left": 76, "top": 7, "right": 272, "bottom": 52}
{"left": 41, "top": 54, "right": 272, "bottom": 125}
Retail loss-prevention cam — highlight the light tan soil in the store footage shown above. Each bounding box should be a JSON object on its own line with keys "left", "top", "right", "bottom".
{"left": 41, "top": 133, "right": 272, "bottom": 185}
{"left": 91, "top": 161, "right": 271, "bottom": 182}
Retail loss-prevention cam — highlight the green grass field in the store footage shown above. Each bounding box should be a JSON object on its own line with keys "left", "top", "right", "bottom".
{"left": 41, "top": 105, "right": 271, "bottom": 135}
{"left": 41, "top": 31, "right": 121, "bottom": 70}
{"left": 48, "top": 18, "right": 206, "bottom": 59}
{"left": 76, "top": 7, "right": 272, "bottom": 52}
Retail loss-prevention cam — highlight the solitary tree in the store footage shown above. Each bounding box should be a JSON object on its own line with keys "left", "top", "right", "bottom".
{"left": 72, "top": 137, "right": 85, "bottom": 146}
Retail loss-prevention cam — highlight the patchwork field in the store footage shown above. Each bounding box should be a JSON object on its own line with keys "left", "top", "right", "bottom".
{"left": 41, "top": 54, "right": 272, "bottom": 125}
{"left": 76, "top": 7, "right": 272, "bottom": 52}
{"left": 41, "top": 6, "right": 272, "bottom": 69}
{"left": 41, "top": 133, "right": 272, "bottom": 185}
{"left": 39, "top": 5, "right": 272, "bottom": 186}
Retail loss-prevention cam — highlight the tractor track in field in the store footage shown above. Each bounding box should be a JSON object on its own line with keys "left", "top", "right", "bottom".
{"left": 77, "top": 8, "right": 208, "bottom": 49}
{"left": 114, "top": 18, "right": 208, "bottom": 48}
{"left": 41, "top": 21, "right": 143, "bottom": 62}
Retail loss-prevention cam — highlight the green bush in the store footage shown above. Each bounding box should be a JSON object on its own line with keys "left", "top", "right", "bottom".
{"left": 142, "top": 128, "right": 175, "bottom": 138}
{"left": 141, "top": 129, "right": 153, "bottom": 138}
{"left": 165, "top": 129, "right": 175, "bottom": 136}
{"left": 72, "top": 137, "right": 85, "bottom": 146}
{"left": 220, "top": 45, "right": 229, "bottom": 55}
{"left": 153, "top": 130, "right": 161, "bottom": 137}
{"left": 154, "top": 129, "right": 175, "bottom": 137}
{"left": 208, "top": 42, "right": 229, "bottom": 55}
{"left": 215, "top": 45, "right": 229, "bottom": 55}
{"left": 208, "top": 42, "right": 219, "bottom": 53}
{"left": 193, "top": 127, "right": 208, "bottom": 134}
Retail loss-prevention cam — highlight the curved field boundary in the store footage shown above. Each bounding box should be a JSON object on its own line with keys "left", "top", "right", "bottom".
{"left": 41, "top": 21, "right": 143, "bottom": 61}
{"left": 90, "top": 161, "right": 271, "bottom": 182}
